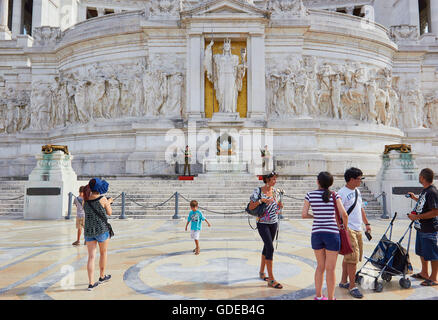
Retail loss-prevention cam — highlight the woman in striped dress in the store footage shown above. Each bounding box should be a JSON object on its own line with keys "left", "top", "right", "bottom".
{"left": 301, "top": 172, "right": 349, "bottom": 300}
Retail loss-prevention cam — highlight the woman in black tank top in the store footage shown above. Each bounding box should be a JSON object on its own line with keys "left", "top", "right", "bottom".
{"left": 83, "top": 178, "right": 113, "bottom": 291}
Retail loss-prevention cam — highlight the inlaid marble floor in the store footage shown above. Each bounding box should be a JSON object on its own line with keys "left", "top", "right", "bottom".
{"left": 0, "top": 216, "right": 436, "bottom": 300}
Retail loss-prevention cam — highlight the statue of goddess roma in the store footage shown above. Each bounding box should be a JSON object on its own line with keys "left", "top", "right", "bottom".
{"left": 204, "top": 39, "right": 247, "bottom": 114}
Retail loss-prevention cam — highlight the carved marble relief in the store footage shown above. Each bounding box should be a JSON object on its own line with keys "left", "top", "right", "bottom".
{"left": 265, "top": 55, "right": 429, "bottom": 129}
{"left": 0, "top": 56, "right": 185, "bottom": 134}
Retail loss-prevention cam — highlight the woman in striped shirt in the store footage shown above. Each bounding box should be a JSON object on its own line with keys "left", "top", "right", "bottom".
{"left": 301, "top": 171, "right": 349, "bottom": 300}
{"left": 249, "top": 171, "right": 283, "bottom": 289}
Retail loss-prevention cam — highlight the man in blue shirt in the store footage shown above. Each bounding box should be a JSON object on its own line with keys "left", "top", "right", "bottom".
{"left": 185, "top": 200, "right": 211, "bottom": 255}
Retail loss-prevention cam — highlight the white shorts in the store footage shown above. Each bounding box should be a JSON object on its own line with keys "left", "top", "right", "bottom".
{"left": 191, "top": 230, "right": 200, "bottom": 240}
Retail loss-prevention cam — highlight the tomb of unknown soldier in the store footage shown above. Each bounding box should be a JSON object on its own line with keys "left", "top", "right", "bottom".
{"left": 0, "top": 0, "right": 438, "bottom": 302}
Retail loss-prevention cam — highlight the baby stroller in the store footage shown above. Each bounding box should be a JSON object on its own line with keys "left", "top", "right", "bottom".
{"left": 355, "top": 212, "right": 414, "bottom": 292}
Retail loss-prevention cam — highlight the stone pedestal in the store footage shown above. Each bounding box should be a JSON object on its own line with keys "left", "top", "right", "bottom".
{"left": 204, "top": 155, "right": 247, "bottom": 173}
{"left": 370, "top": 150, "right": 421, "bottom": 218}
{"left": 24, "top": 151, "right": 79, "bottom": 220}
{"left": 211, "top": 112, "right": 241, "bottom": 122}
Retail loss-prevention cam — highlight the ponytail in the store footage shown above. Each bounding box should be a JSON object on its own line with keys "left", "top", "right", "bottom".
{"left": 82, "top": 179, "right": 96, "bottom": 201}
{"left": 317, "top": 171, "right": 334, "bottom": 203}
{"left": 322, "top": 189, "right": 331, "bottom": 203}
{"left": 83, "top": 184, "right": 92, "bottom": 201}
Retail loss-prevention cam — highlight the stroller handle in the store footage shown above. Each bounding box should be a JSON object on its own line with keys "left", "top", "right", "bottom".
{"left": 390, "top": 212, "right": 397, "bottom": 225}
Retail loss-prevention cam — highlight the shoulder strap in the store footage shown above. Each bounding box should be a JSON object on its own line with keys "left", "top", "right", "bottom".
{"left": 332, "top": 192, "right": 344, "bottom": 228}
{"left": 347, "top": 189, "right": 359, "bottom": 216}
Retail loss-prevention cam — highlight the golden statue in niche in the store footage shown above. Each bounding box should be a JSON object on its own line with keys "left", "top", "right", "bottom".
{"left": 204, "top": 39, "right": 248, "bottom": 118}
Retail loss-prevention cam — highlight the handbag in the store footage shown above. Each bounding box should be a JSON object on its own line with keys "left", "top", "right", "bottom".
{"left": 333, "top": 192, "right": 353, "bottom": 255}
{"left": 245, "top": 187, "right": 267, "bottom": 217}
{"left": 87, "top": 198, "right": 115, "bottom": 238}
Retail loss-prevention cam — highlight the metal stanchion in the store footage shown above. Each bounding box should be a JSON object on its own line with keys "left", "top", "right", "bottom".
{"left": 65, "top": 192, "right": 73, "bottom": 220}
{"left": 380, "top": 191, "right": 389, "bottom": 219}
{"left": 173, "top": 191, "right": 180, "bottom": 219}
{"left": 119, "top": 192, "right": 127, "bottom": 219}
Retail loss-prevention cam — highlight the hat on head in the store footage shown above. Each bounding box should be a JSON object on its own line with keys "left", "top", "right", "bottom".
{"left": 90, "top": 178, "right": 109, "bottom": 194}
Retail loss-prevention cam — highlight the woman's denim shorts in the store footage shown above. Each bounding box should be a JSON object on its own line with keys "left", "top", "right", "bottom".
{"left": 311, "top": 232, "right": 340, "bottom": 252}
{"left": 85, "top": 231, "right": 109, "bottom": 243}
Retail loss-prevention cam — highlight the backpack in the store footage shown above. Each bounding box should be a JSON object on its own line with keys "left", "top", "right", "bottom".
{"left": 245, "top": 187, "right": 267, "bottom": 217}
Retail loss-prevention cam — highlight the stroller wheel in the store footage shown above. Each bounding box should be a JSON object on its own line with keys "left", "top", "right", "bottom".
{"left": 382, "top": 272, "right": 392, "bottom": 282}
{"left": 399, "top": 278, "right": 411, "bottom": 289}
{"left": 374, "top": 280, "right": 383, "bottom": 293}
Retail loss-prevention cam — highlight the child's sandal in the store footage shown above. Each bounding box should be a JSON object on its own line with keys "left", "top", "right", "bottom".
{"left": 194, "top": 248, "right": 200, "bottom": 255}
{"left": 259, "top": 272, "right": 269, "bottom": 281}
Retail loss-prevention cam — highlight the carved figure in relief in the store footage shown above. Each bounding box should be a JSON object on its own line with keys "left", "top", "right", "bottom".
{"left": 30, "top": 82, "right": 50, "bottom": 130}
{"left": 74, "top": 80, "right": 90, "bottom": 123}
{"left": 330, "top": 73, "right": 342, "bottom": 119}
{"left": 304, "top": 56, "right": 319, "bottom": 116}
{"left": 104, "top": 76, "right": 120, "bottom": 118}
{"left": 161, "top": 73, "right": 184, "bottom": 116}
{"left": 295, "top": 66, "right": 309, "bottom": 116}
{"left": 89, "top": 77, "right": 106, "bottom": 120}
{"left": 317, "top": 63, "right": 334, "bottom": 116}
{"left": 400, "top": 79, "right": 424, "bottom": 129}
{"left": 66, "top": 77, "right": 78, "bottom": 125}
{"left": 131, "top": 76, "right": 144, "bottom": 117}
{"left": 424, "top": 95, "right": 438, "bottom": 128}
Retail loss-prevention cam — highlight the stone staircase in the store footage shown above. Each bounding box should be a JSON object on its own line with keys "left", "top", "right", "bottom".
{"left": 0, "top": 173, "right": 383, "bottom": 219}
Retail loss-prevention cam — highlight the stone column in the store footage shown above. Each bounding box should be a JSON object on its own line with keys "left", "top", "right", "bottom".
{"left": 11, "top": 0, "right": 23, "bottom": 37}
{"left": 0, "top": 0, "right": 12, "bottom": 40}
{"left": 430, "top": 0, "right": 438, "bottom": 35}
{"left": 247, "top": 34, "right": 265, "bottom": 119}
{"left": 97, "top": 8, "right": 105, "bottom": 16}
{"left": 408, "top": 0, "right": 420, "bottom": 35}
{"left": 186, "top": 33, "right": 203, "bottom": 119}
{"left": 32, "top": 0, "right": 42, "bottom": 34}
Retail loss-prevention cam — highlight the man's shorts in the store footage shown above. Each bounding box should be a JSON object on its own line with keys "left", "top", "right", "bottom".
{"left": 343, "top": 229, "right": 363, "bottom": 264}
{"left": 191, "top": 230, "right": 200, "bottom": 240}
{"left": 76, "top": 217, "right": 85, "bottom": 229}
{"left": 415, "top": 231, "right": 438, "bottom": 261}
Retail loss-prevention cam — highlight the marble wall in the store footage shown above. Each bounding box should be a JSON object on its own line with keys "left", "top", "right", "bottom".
{"left": 0, "top": 0, "right": 437, "bottom": 178}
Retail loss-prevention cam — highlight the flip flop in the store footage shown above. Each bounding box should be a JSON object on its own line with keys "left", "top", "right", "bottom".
{"left": 420, "top": 279, "right": 438, "bottom": 286}
{"left": 411, "top": 273, "right": 428, "bottom": 280}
